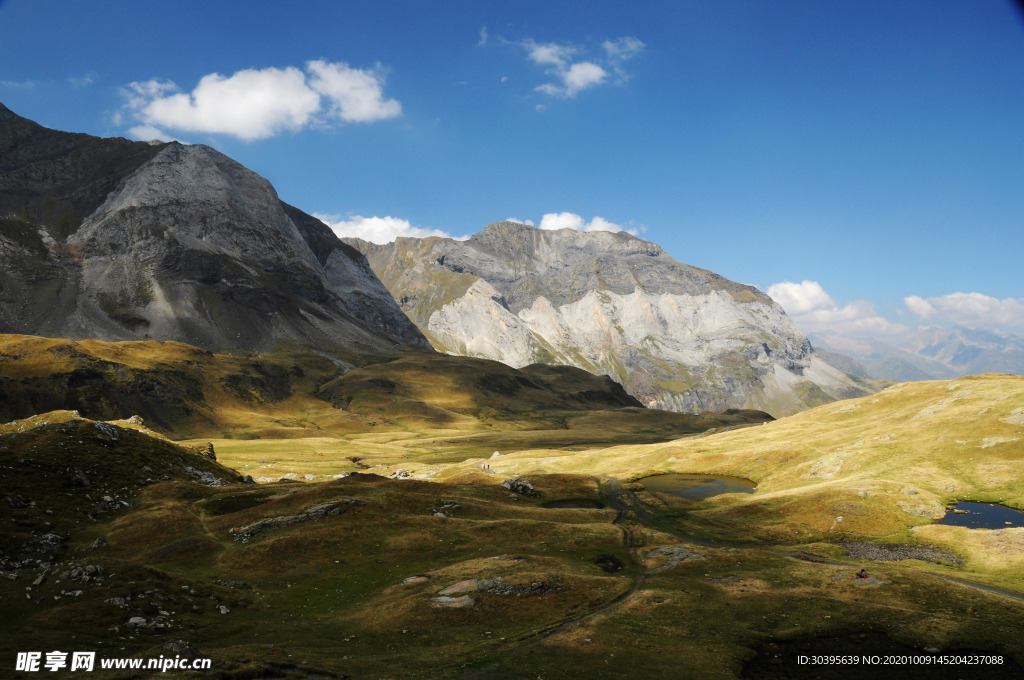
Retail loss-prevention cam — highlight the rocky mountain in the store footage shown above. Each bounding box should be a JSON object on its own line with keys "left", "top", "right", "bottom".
{"left": 346, "top": 222, "right": 878, "bottom": 416}
{"left": 0, "top": 103, "right": 426, "bottom": 363}
{"left": 811, "top": 325, "right": 1024, "bottom": 382}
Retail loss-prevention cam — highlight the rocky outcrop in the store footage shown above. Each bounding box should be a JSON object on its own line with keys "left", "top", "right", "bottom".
{"left": 347, "top": 222, "right": 877, "bottom": 416}
{"left": 0, "top": 104, "right": 426, "bottom": 359}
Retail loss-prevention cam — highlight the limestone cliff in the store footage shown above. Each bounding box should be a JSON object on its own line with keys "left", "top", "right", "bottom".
{"left": 347, "top": 222, "right": 877, "bottom": 415}
{"left": 0, "top": 104, "right": 426, "bottom": 362}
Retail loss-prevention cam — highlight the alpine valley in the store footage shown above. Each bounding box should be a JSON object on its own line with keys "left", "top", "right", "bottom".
{"left": 2, "top": 104, "right": 1023, "bottom": 680}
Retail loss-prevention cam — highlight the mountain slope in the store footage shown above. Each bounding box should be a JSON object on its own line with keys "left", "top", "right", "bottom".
{"left": 810, "top": 326, "right": 1024, "bottom": 381}
{"left": 347, "top": 222, "right": 878, "bottom": 416}
{"left": 0, "top": 333, "right": 770, "bottom": 452}
{"left": 0, "top": 103, "right": 425, "bottom": 360}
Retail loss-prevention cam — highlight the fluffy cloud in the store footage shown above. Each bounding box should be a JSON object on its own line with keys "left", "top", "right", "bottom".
{"left": 764, "top": 280, "right": 835, "bottom": 315}
{"left": 315, "top": 214, "right": 456, "bottom": 245}
{"left": 538, "top": 212, "right": 636, "bottom": 235}
{"left": 767, "top": 280, "right": 909, "bottom": 337}
{"left": 905, "top": 293, "right": 1024, "bottom": 330}
{"left": 120, "top": 61, "right": 400, "bottom": 141}
{"left": 306, "top": 60, "right": 401, "bottom": 123}
{"left": 517, "top": 36, "right": 643, "bottom": 99}
{"left": 903, "top": 295, "right": 936, "bottom": 319}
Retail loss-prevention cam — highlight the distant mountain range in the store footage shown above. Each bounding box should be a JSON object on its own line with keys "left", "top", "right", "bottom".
{"left": 345, "top": 223, "right": 880, "bottom": 416}
{"left": 810, "top": 326, "right": 1024, "bottom": 382}
{"left": 0, "top": 102, "right": 425, "bottom": 366}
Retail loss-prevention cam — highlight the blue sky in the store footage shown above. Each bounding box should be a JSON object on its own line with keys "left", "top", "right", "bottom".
{"left": 2, "top": 0, "right": 1023, "bottom": 339}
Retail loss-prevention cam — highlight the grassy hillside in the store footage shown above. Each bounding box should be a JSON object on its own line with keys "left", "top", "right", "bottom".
{"left": 0, "top": 334, "right": 771, "bottom": 473}
{"left": 2, "top": 408, "right": 1023, "bottom": 679}
{"left": 443, "top": 375, "right": 1024, "bottom": 585}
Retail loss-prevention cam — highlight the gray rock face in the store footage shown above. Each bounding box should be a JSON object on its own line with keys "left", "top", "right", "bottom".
{"left": 0, "top": 104, "right": 426, "bottom": 358}
{"left": 347, "top": 222, "right": 877, "bottom": 416}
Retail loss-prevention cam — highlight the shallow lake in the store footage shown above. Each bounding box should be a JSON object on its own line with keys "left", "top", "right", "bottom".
{"left": 937, "top": 501, "right": 1024, "bottom": 529}
{"left": 633, "top": 473, "right": 756, "bottom": 501}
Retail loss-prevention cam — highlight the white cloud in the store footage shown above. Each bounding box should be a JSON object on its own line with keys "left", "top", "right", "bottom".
{"left": 538, "top": 212, "right": 636, "bottom": 235}
{"left": 505, "top": 217, "right": 535, "bottom": 226}
{"left": 766, "top": 280, "right": 835, "bottom": 315}
{"left": 602, "top": 37, "right": 645, "bottom": 61}
{"left": 126, "top": 124, "right": 175, "bottom": 142}
{"left": 477, "top": 26, "right": 489, "bottom": 47}
{"left": 306, "top": 60, "right": 401, "bottom": 123}
{"left": 516, "top": 36, "right": 641, "bottom": 99}
{"left": 119, "top": 61, "right": 400, "bottom": 141}
{"left": 904, "top": 295, "right": 936, "bottom": 319}
{"left": 904, "top": 292, "right": 1024, "bottom": 331}
{"left": 768, "top": 280, "right": 909, "bottom": 338}
{"left": 560, "top": 62, "right": 607, "bottom": 97}
{"left": 67, "top": 72, "right": 97, "bottom": 87}
{"left": 524, "top": 40, "right": 576, "bottom": 68}
{"left": 315, "top": 214, "right": 457, "bottom": 245}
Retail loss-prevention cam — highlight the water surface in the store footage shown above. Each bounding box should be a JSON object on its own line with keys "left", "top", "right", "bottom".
{"left": 633, "top": 473, "right": 756, "bottom": 501}
{"left": 937, "top": 501, "right": 1024, "bottom": 529}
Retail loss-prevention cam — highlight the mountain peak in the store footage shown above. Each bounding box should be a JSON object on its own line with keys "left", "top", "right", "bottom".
{"left": 0, "top": 106, "right": 427, "bottom": 357}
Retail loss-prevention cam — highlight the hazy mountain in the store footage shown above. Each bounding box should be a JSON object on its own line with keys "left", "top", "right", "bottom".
{"left": 0, "top": 103, "right": 426, "bottom": 363}
{"left": 345, "top": 222, "right": 878, "bottom": 416}
{"left": 810, "top": 326, "right": 1024, "bottom": 382}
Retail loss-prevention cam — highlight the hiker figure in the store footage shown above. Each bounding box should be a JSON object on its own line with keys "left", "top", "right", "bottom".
{"left": 857, "top": 569, "right": 868, "bottom": 579}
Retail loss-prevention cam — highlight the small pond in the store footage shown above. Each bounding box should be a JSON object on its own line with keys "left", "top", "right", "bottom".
{"left": 937, "top": 501, "right": 1024, "bottom": 529}
{"left": 633, "top": 473, "right": 756, "bottom": 501}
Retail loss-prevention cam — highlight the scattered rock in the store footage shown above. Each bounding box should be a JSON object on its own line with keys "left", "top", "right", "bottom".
{"left": 842, "top": 542, "right": 963, "bottom": 566}
{"left": 218, "top": 605, "right": 230, "bottom": 614}
{"left": 22, "top": 533, "right": 64, "bottom": 557}
{"left": 487, "top": 579, "right": 561, "bottom": 597}
{"left": 500, "top": 477, "right": 539, "bottom": 497}
{"left": 217, "top": 580, "right": 249, "bottom": 588}
{"left": 438, "top": 579, "right": 495, "bottom": 596}
{"left": 389, "top": 469, "right": 411, "bottom": 479}
{"left": 61, "top": 565, "right": 105, "bottom": 582}
{"left": 897, "top": 498, "right": 946, "bottom": 520}
{"left": 126, "top": 617, "right": 148, "bottom": 628}
{"left": 647, "top": 546, "right": 703, "bottom": 571}
{"left": 183, "top": 466, "right": 226, "bottom": 487}
{"left": 402, "top": 575, "right": 431, "bottom": 586}
{"left": 94, "top": 421, "right": 120, "bottom": 441}
{"left": 230, "top": 498, "right": 364, "bottom": 541}
{"left": 431, "top": 595, "right": 474, "bottom": 608}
